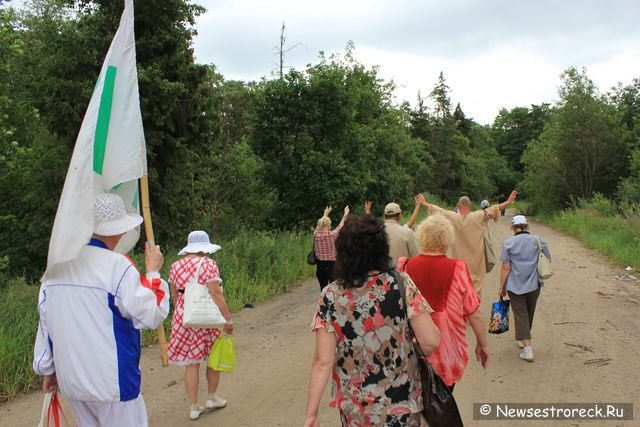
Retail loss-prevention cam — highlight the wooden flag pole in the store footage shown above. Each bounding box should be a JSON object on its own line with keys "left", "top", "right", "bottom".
{"left": 140, "top": 175, "right": 169, "bottom": 367}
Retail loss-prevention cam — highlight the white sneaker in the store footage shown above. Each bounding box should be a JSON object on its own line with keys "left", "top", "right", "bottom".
{"left": 516, "top": 340, "right": 524, "bottom": 349}
{"left": 189, "top": 405, "right": 205, "bottom": 420}
{"left": 519, "top": 349, "right": 534, "bottom": 362}
{"left": 205, "top": 395, "right": 227, "bottom": 410}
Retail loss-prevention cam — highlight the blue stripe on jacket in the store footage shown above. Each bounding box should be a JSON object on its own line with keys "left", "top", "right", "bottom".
{"left": 107, "top": 293, "right": 141, "bottom": 401}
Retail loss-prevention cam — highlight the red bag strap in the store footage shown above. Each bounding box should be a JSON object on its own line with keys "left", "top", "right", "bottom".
{"left": 47, "top": 393, "right": 69, "bottom": 427}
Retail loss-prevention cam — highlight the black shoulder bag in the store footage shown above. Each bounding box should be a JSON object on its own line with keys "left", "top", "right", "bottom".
{"left": 393, "top": 270, "right": 464, "bottom": 427}
{"left": 306, "top": 238, "right": 317, "bottom": 265}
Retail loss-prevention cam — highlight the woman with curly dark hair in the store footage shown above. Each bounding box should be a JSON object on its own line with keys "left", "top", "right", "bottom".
{"left": 304, "top": 215, "right": 441, "bottom": 427}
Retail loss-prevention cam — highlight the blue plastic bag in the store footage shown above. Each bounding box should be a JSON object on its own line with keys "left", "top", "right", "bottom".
{"left": 488, "top": 298, "right": 510, "bottom": 334}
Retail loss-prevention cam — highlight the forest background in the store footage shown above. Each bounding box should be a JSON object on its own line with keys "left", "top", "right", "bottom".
{"left": 1, "top": 0, "right": 639, "bottom": 399}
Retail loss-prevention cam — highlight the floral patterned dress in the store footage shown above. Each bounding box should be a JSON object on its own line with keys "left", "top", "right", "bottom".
{"left": 312, "top": 271, "right": 433, "bottom": 426}
{"left": 167, "top": 256, "right": 222, "bottom": 365}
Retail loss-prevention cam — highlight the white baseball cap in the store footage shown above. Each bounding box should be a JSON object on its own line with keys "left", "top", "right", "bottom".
{"left": 511, "top": 215, "right": 528, "bottom": 226}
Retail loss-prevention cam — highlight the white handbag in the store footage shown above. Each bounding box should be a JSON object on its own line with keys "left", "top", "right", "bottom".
{"left": 182, "top": 257, "right": 227, "bottom": 329}
{"left": 536, "top": 237, "right": 553, "bottom": 280}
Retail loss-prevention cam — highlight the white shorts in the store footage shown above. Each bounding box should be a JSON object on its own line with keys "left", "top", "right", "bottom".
{"left": 70, "top": 394, "right": 148, "bottom": 427}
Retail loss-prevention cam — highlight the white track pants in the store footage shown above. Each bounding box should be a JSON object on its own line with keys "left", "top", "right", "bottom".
{"left": 70, "top": 394, "right": 148, "bottom": 427}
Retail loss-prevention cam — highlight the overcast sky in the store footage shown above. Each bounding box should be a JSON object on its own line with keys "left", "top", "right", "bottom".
{"left": 192, "top": 0, "right": 640, "bottom": 124}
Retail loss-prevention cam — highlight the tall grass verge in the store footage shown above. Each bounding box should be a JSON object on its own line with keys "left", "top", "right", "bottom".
{"left": 1, "top": 229, "right": 314, "bottom": 399}
{"left": 0, "top": 278, "right": 40, "bottom": 401}
{"left": 539, "top": 197, "right": 640, "bottom": 268}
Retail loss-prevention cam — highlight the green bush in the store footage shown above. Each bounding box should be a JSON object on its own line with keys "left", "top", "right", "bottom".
{"left": 575, "top": 193, "right": 617, "bottom": 217}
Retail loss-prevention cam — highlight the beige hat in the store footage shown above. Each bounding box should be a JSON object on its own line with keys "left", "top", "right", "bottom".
{"left": 384, "top": 202, "right": 402, "bottom": 216}
{"left": 93, "top": 193, "right": 143, "bottom": 236}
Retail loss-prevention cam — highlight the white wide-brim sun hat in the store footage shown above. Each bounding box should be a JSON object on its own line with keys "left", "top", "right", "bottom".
{"left": 178, "top": 230, "right": 222, "bottom": 255}
{"left": 94, "top": 193, "right": 143, "bottom": 236}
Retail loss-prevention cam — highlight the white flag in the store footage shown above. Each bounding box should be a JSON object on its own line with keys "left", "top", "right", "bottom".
{"left": 46, "top": 0, "right": 146, "bottom": 275}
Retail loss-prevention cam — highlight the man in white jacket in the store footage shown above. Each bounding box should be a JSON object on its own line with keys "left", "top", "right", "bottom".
{"left": 33, "top": 193, "right": 170, "bottom": 426}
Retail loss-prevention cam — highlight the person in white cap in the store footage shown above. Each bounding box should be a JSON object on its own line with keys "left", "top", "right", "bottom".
{"left": 33, "top": 192, "right": 169, "bottom": 427}
{"left": 364, "top": 195, "right": 423, "bottom": 230}
{"left": 498, "top": 215, "right": 551, "bottom": 362}
{"left": 420, "top": 191, "right": 518, "bottom": 297}
{"left": 167, "top": 230, "right": 234, "bottom": 420}
{"left": 480, "top": 197, "right": 490, "bottom": 210}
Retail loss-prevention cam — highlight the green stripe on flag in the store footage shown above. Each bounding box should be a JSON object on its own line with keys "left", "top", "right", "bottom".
{"left": 93, "top": 66, "right": 118, "bottom": 175}
{"left": 132, "top": 186, "right": 139, "bottom": 210}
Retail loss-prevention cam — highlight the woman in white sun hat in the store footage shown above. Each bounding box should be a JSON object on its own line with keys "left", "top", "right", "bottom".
{"left": 498, "top": 215, "right": 551, "bottom": 363}
{"left": 167, "top": 230, "right": 234, "bottom": 420}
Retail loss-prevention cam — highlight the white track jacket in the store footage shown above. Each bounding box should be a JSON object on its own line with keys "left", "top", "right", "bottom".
{"left": 33, "top": 241, "right": 169, "bottom": 402}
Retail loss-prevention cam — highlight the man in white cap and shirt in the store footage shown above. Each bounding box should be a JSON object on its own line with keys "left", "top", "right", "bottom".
{"left": 383, "top": 202, "right": 420, "bottom": 267}
{"left": 33, "top": 192, "right": 170, "bottom": 426}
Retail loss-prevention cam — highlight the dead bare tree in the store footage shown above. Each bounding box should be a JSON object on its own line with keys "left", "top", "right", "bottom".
{"left": 273, "top": 21, "right": 303, "bottom": 79}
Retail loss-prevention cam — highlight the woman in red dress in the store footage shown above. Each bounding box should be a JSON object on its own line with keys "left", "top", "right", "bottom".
{"left": 167, "top": 230, "right": 234, "bottom": 420}
{"left": 401, "top": 214, "right": 490, "bottom": 390}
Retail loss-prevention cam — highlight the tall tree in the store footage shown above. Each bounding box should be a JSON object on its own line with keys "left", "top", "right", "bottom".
{"left": 523, "top": 67, "right": 629, "bottom": 210}
{"left": 491, "top": 103, "right": 551, "bottom": 173}
{"left": 430, "top": 71, "right": 452, "bottom": 121}
{"left": 18, "top": 0, "right": 226, "bottom": 244}
{"left": 610, "top": 77, "right": 640, "bottom": 152}
{"left": 251, "top": 45, "right": 431, "bottom": 227}
{"left": 453, "top": 102, "right": 472, "bottom": 137}
{"left": 0, "top": 4, "right": 68, "bottom": 276}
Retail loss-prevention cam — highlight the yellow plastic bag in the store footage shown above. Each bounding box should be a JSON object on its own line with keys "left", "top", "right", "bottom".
{"left": 208, "top": 335, "right": 236, "bottom": 373}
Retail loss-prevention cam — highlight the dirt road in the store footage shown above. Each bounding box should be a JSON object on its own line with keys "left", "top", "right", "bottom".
{"left": 2, "top": 213, "right": 639, "bottom": 426}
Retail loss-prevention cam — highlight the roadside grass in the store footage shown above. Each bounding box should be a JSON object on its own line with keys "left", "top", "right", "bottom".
{"left": 0, "top": 229, "right": 314, "bottom": 400}
{"left": 539, "top": 205, "right": 640, "bottom": 269}
{"left": 0, "top": 278, "right": 40, "bottom": 402}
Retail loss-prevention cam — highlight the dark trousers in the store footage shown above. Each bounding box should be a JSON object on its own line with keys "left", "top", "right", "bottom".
{"left": 316, "top": 260, "right": 335, "bottom": 292}
{"left": 508, "top": 287, "right": 541, "bottom": 340}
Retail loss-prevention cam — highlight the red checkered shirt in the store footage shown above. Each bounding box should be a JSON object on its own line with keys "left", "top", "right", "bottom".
{"left": 313, "top": 222, "right": 345, "bottom": 261}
